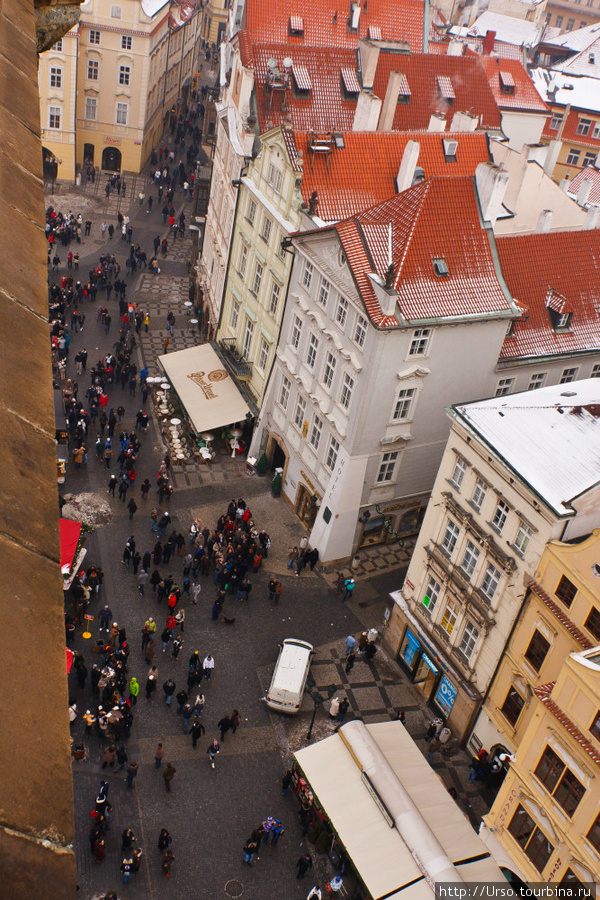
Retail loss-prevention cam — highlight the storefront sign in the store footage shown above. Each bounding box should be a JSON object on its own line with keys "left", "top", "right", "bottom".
{"left": 402, "top": 629, "right": 421, "bottom": 667}
{"left": 421, "top": 652, "right": 438, "bottom": 675}
{"left": 104, "top": 137, "right": 121, "bottom": 145}
{"left": 434, "top": 675, "right": 457, "bottom": 716}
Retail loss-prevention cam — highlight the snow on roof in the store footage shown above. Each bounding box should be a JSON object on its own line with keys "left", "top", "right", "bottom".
{"left": 567, "top": 167, "right": 600, "bottom": 205}
{"left": 479, "top": 57, "right": 549, "bottom": 112}
{"left": 531, "top": 67, "right": 600, "bottom": 113}
{"left": 555, "top": 37, "right": 600, "bottom": 77}
{"left": 141, "top": 0, "right": 169, "bottom": 16}
{"left": 451, "top": 379, "right": 600, "bottom": 516}
{"left": 468, "top": 11, "right": 545, "bottom": 47}
{"left": 541, "top": 21, "right": 600, "bottom": 52}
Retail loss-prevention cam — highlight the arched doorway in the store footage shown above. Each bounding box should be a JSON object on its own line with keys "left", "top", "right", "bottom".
{"left": 102, "top": 146, "right": 121, "bottom": 172}
{"left": 296, "top": 484, "right": 319, "bottom": 528}
{"left": 42, "top": 147, "right": 58, "bottom": 182}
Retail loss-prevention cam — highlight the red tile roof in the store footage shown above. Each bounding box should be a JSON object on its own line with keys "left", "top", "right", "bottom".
{"left": 478, "top": 57, "right": 549, "bottom": 114}
{"left": 296, "top": 177, "right": 513, "bottom": 326}
{"left": 294, "top": 130, "right": 491, "bottom": 221}
{"left": 244, "top": 0, "right": 426, "bottom": 53}
{"left": 496, "top": 230, "right": 600, "bottom": 361}
{"left": 534, "top": 682, "right": 600, "bottom": 768}
{"left": 568, "top": 166, "right": 600, "bottom": 205}
{"left": 528, "top": 580, "right": 593, "bottom": 650}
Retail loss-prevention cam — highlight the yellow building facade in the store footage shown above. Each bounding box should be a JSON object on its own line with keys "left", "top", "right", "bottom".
{"left": 200, "top": 0, "right": 228, "bottom": 46}
{"left": 39, "top": 31, "right": 78, "bottom": 181}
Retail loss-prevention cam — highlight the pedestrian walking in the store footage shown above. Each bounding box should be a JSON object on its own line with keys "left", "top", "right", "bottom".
{"left": 282, "top": 769, "right": 293, "bottom": 796}
{"left": 158, "top": 828, "right": 172, "bottom": 852}
{"left": 190, "top": 718, "right": 205, "bottom": 748}
{"left": 207, "top": 738, "right": 220, "bottom": 768}
{"left": 218, "top": 715, "right": 232, "bottom": 742}
{"left": 129, "top": 676, "right": 140, "bottom": 705}
{"left": 154, "top": 742, "right": 165, "bottom": 767}
{"left": 146, "top": 665, "right": 158, "bottom": 698}
{"left": 345, "top": 635, "right": 357, "bottom": 656}
{"left": 121, "top": 828, "right": 136, "bottom": 852}
{"left": 287, "top": 546, "right": 299, "bottom": 569}
{"left": 163, "top": 678, "right": 176, "bottom": 705}
{"left": 296, "top": 853, "right": 313, "bottom": 879}
{"left": 337, "top": 698, "right": 350, "bottom": 722}
{"left": 230, "top": 709, "right": 242, "bottom": 734}
{"left": 203, "top": 654, "right": 215, "bottom": 681}
{"left": 342, "top": 577, "right": 356, "bottom": 601}
{"left": 126, "top": 760, "right": 139, "bottom": 789}
{"left": 127, "top": 498, "right": 138, "bottom": 519}
{"left": 242, "top": 832, "right": 260, "bottom": 866}
{"left": 162, "top": 849, "right": 175, "bottom": 877}
{"left": 344, "top": 651, "right": 356, "bottom": 675}
{"left": 163, "top": 761, "right": 177, "bottom": 791}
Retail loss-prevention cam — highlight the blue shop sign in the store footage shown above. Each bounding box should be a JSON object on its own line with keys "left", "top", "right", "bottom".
{"left": 434, "top": 675, "right": 458, "bottom": 716}
{"left": 403, "top": 629, "right": 421, "bottom": 667}
{"left": 421, "top": 652, "right": 439, "bottom": 675}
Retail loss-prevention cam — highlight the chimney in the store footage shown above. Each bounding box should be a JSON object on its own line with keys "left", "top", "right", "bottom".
{"left": 560, "top": 175, "right": 571, "bottom": 192}
{"left": 482, "top": 29, "right": 496, "bottom": 54}
{"left": 396, "top": 140, "right": 421, "bottom": 193}
{"left": 378, "top": 71, "right": 407, "bottom": 132}
{"left": 543, "top": 139, "right": 562, "bottom": 177}
{"left": 359, "top": 38, "right": 380, "bottom": 90}
{"left": 447, "top": 38, "right": 464, "bottom": 56}
{"left": 524, "top": 143, "right": 548, "bottom": 166}
{"left": 367, "top": 272, "right": 398, "bottom": 317}
{"left": 536, "top": 209, "right": 553, "bottom": 233}
{"left": 428, "top": 112, "right": 446, "bottom": 132}
{"left": 450, "top": 110, "right": 478, "bottom": 132}
{"left": 352, "top": 91, "right": 382, "bottom": 131}
{"left": 577, "top": 177, "right": 593, "bottom": 207}
{"left": 585, "top": 206, "right": 600, "bottom": 229}
{"left": 351, "top": 1, "right": 361, "bottom": 31}
{"left": 475, "top": 162, "right": 509, "bottom": 223}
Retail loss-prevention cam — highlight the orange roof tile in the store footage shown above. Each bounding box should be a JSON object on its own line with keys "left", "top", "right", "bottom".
{"left": 496, "top": 230, "right": 600, "bottom": 361}
{"left": 528, "top": 580, "right": 593, "bottom": 650}
{"left": 534, "top": 682, "right": 600, "bottom": 767}
{"left": 568, "top": 166, "right": 600, "bottom": 205}
{"left": 294, "top": 130, "right": 491, "bottom": 221}
{"left": 479, "top": 57, "right": 549, "bottom": 114}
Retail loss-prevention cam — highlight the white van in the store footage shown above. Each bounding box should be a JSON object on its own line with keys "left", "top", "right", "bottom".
{"left": 265, "top": 638, "right": 314, "bottom": 714}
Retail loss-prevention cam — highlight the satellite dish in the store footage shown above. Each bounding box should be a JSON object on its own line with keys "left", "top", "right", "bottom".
{"left": 283, "top": 57, "right": 293, "bottom": 69}
{"left": 267, "top": 57, "right": 277, "bottom": 69}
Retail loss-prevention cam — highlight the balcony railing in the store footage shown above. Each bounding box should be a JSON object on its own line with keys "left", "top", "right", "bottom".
{"left": 219, "top": 338, "right": 253, "bottom": 379}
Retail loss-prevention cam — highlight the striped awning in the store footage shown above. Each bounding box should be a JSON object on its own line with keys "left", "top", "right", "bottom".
{"left": 341, "top": 68, "right": 361, "bottom": 94}
{"left": 437, "top": 75, "right": 455, "bottom": 100}
{"left": 292, "top": 64, "right": 312, "bottom": 91}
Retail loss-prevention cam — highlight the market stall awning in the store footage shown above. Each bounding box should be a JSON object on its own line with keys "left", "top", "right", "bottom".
{"left": 158, "top": 344, "right": 251, "bottom": 434}
{"left": 60, "top": 518, "right": 82, "bottom": 570}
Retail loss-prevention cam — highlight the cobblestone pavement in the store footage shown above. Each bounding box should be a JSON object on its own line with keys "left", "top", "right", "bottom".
{"left": 52, "top": 142, "right": 491, "bottom": 900}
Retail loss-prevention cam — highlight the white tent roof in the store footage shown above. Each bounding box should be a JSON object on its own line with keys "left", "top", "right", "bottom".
{"left": 294, "top": 721, "right": 506, "bottom": 900}
{"left": 158, "top": 344, "right": 250, "bottom": 434}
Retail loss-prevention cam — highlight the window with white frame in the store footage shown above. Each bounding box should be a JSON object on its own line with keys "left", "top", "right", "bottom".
{"left": 450, "top": 456, "right": 467, "bottom": 489}
{"left": 238, "top": 244, "right": 248, "bottom": 279}
{"left": 119, "top": 65, "right": 130, "bottom": 85}
{"left": 121, "top": 35, "right": 132, "bottom": 49}
{"left": 89, "top": 29, "right": 100, "bottom": 44}
{"left": 278, "top": 233, "right": 287, "bottom": 261}
{"left": 440, "top": 600, "right": 459, "bottom": 636}
{"left": 492, "top": 499, "right": 510, "bottom": 532}
{"left": 251, "top": 262, "right": 263, "bottom": 297}
{"left": 268, "top": 163, "right": 282, "bottom": 193}
{"left": 393, "top": 388, "right": 416, "bottom": 421}
{"left": 111, "top": 5, "right": 122, "bottom": 16}
{"left": 278, "top": 375, "right": 291, "bottom": 409}
{"left": 268, "top": 281, "right": 280, "bottom": 317}
{"left": 323, "top": 352, "right": 336, "bottom": 389}
{"left": 309, "top": 415, "right": 323, "bottom": 450}
{"left": 306, "top": 333, "right": 319, "bottom": 369}
{"left": 85, "top": 97, "right": 97, "bottom": 120}
{"left": 496, "top": 377, "right": 514, "bottom": 397}
{"left": 481, "top": 563, "right": 501, "bottom": 602}
{"left": 336, "top": 296, "right": 349, "bottom": 328}
{"left": 471, "top": 479, "right": 487, "bottom": 511}
{"left": 377, "top": 451, "right": 399, "bottom": 484}
{"left": 325, "top": 435, "right": 339, "bottom": 471}
{"left": 294, "top": 396, "right": 306, "bottom": 429}
{"left": 528, "top": 372, "right": 546, "bottom": 391}
{"left": 116, "top": 102, "right": 128, "bottom": 125}
{"left": 247, "top": 199, "right": 256, "bottom": 225}
{"left": 54, "top": 39, "right": 63, "bottom": 50}
{"left": 460, "top": 540, "right": 480, "bottom": 578}
{"left": 87, "top": 59, "right": 99, "bottom": 80}
{"left": 242, "top": 318, "right": 254, "bottom": 358}
{"left": 231, "top": 301, "right": 240, "bottom": 329}
{"left": 592, "top": 364, "right": 600, "bottom": 378}
{"left": 566, "top": 148, "right": 580, "bottom": 166}
{"left": 290, "top": 315, "right": 302, "bottom": 351}
{"left": 514, "top": 520, "right": 533, "bottom": 554}
{"left": 409, "top": 327, "right": 431, "bottom": 356}
{"left": 459, "top": 621, "right": 480, "bottom": 660}
{"left": 48, "top": 106, "right": 61, "bottom": 129}
{"left": 261, "top": 216, "right": 272, "bottom": 244}
{"left": 49, "top": 67, "right": 62, "bottom": 88}
{"left": 258, "top": 338, "right": 269, "bottom": 371}
{"left": 318, "top": 278, "right": 330, "bottom": 307}
{"left": 302, "top": 261, "right": 314, "bottom": 290}
{"left": 560, "top": 367, "right": 578, "bottom": 383}
{"left": 340, "top": 373, "right": 354, "bottom": 410}
{"left": 354, "top": 314, "right": 367, "bottom": 348}
{"left": 423, "top": 576, "right": 442, "bottom": 614}
{"left": 442, "top": 519, "right": 460, "bottom": 556}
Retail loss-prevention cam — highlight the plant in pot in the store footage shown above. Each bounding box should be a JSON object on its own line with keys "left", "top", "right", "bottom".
{"left": 256, "top": 452, "right": 268, "bottom": 476}
{"left": 271, "top": 472, "right": 282, "bottom": 497}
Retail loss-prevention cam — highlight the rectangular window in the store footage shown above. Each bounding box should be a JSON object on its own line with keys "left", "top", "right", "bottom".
{"left": 278, "top": 375, "right": 291, "bottom": 409}
{"left": 409, "top": 327, "right": 431, "bottom": 356}
{"left": 549, "top": 113, "right": 563, "bottom": 130}
{"left": 261, "top": 216, "right": 272, "bottom": 245}
{"left": 492, "top": 499, "right": 510, "bottom": 533}
{"left": 251, "top": 262, "right": 263, "bottom": 297}
{"left": 577, "top": 117, "right": 592, "bottom": 135}
{"left": 258, "top": 338, "right": 269, "bottom": 372}
{"left": 84, "top": 97, "right": 97, "bottom": 120}
{"left": 377, "top": 451, "right": 399, "bottom": 484}
{"left": 290, "top": 315, "right": 302, "bottom": 351}
{"left": 442, "top": 519, "right": 460, "bottom": 556}
{"left": 450, "top": 456, "right": 467, "bottom": 489}
{"left": 460, "top": 541, "right": 480, "bottom": 578}
{"left": 508, "top": 806, "right": 554, "bottom": 874}
{"left": 459, "top": 621, "right": 479, "bottom": 660}
{"left": 584, "top": 151, "right": 598, "bottom": 168}
{"left": 472, "top": 479, "right": 487, "bottom": 511}
{"left": 524, "top": 629, "right": 550, "bottom": 672}
{"left": 535, "top": 746, "right": 585, "bottom": 816}
{"left": 238, "top": 244, "right": 248, "bottom": 279}
{"left": 306, "top": 333, "right": 319, "bottom": 369}
{"left": 318, "top": 278, "right": 330, "bottom": 307}
{"left": 354, "top": 314, "right": 367, "bottom": 348}
{"left": 325, "top": 435, "right": 340, "bottom": 471}
{"left": 590, "top": 364, "right": 600, "bottom": 378}
{"left": 496, "top": 377, "right": 514, "bottom": 397}
{"left": 589, "top": 710, "right": 600, "bottom": 740}
{"left": 309, "top": 415, "right": 323, "bottom": 450}
{"left": 242, "top": 318, "right": 254, "bottom": 358}
{"left": 514, "top": 521, "right": 533, "bottom": 554}
{"left": 89, "top": 29, "right": 100, "bottom": 43}
{"left": 336, "top": 296, "right": 349, "bottom": 328}
{"left": 119, "top": 65, "right": 130, "bottom": 85}
{"left": 323, "top": 352, "right": 337, "bottom": 389}
{"left": 528, "top": 372, "right": 546, "bottom": 391}
{"left": 555, "top": 15, "right": 563, "bottom": 25}
{"left": 116, "top": 102, "right": 128, "bottom": 125}
{"left": 247, "top": 199, "right": 256, "bottom": 225}
{"left": 481, "top": 563, "right": 501, "bottom": 601}
{"left": 268, "top": 281, "right": 280, "bottom": 317}
{"left": 587, "top": 814, "right": 600, "bottom": 852}
{"left": 566, "top": 148, "right": 580, "bottom": 166}
{"left": 49, "top": 67, "right": 62, "bottom": 88}
{"left": 393, "top": 388, "right": 416, "bottom": 421}
{"left": 585, "top": 607, "right": 600, "bottom": 640}
{"left": 423, "top": 576, "right": 442, "bottom": 614}
{"left": 294, "top": 396, "right": 306, "bottom": 429}
{"left": 231, "top": 301, "right": 239, "bottom": 329}
{"left": 440, "top": 600, "right": 458, "bottom": 635}
{"left": 48, "top": 106, "right": 61, "bottom": 129}
{"left": 121, "top": 34, "right": 132, "bottom": 49}
{"left": 302, "top": 261, "right": 314, "bottom": 291}
{"left": 87, "top": 60, "right": 99, "bottom": 80}
{"left": 555, "top": 574, "right": 577, "bottom": 608}
{"left": 54, "top": 39, "right": 63, "bottom": 50}
{"left": 501, "top": 687, "right": 525, "bottom": 726}
{"left": 566, "top": 17, "right": 575, "bottom": 29}
{"left": 560, "top": 367, "right": 578, "bottom": 383}
{"left": 340, "top": 373, "right": 354, "bottom": 410}
{"left": 268, "top": 163, "right": 282, "bottom": 192}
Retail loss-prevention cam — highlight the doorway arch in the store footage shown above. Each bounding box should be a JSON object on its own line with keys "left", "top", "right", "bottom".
{"left": 42, "top": 147, "right": 58, "bottom": 182}
{"left": 102, "top": 146, "right": 121, "bottom": 172}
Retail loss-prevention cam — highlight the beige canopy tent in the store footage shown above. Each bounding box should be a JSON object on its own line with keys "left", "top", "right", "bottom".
{"left": 158, "top": 344, "right": 251, "bottom": 435}
{"left": 294, "top": 720, "right": 508, "bottom": 900}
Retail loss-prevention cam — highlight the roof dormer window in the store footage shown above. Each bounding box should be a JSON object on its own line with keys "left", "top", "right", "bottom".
{"left": 442, "top": 138, "right": 458, "bottom": 161}
{"left": 289, "top": 15, "right": 304, "bottom": 35}
{"left": 340, "top": 68, "right": 361, "bottom": 100}
{"left": 396, "top": 73, "right": 411, "bottom": 104}
{"left": 291, "top": 64, "right": 312, "bottom": 94}
{"left": 499, "top": 71, "right": 515, "bottom": 95}
{"left": 433, "top": 257, "right": 449, "bottom": 277}
{"left": 437, "top": 75, "right": 455, "bottom": 105}
{"left": 546, "top": 288, "right": 572, "bottom": 331}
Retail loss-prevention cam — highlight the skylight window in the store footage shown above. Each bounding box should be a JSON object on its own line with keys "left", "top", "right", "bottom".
{"left": 433, "top": 257, "right": 449, "bottom": 277}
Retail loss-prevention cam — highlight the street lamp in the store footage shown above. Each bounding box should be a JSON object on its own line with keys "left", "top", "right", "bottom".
{"left": 305, "top": 676, "right": 337, "bottom": 742}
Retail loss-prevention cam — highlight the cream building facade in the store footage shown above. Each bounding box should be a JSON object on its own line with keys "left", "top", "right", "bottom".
{"left": 39, "top": 32, "right": 78, "bottom": 181}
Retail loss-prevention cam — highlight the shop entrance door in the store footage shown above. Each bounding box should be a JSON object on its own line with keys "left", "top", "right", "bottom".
{"left": 102, "top": 146, "right": 121, "bottom": 172}
{"left": 297, "top": 484, "right": 318, "bottom": 528}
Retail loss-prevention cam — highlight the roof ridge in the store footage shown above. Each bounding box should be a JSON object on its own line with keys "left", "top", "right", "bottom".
{"left": 395, "top": 179, "right": 431, "bottom": 288}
